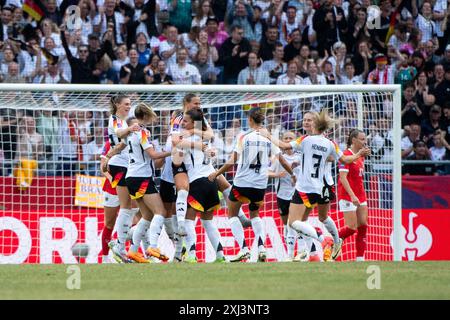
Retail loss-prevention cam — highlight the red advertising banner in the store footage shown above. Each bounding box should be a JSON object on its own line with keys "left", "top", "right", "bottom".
{"left": 399, "top": 209, "right": 450, "bottom": 261}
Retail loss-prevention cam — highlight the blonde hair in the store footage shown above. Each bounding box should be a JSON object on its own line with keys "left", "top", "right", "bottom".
{"left": 314, "top": 109, "right": 336, "bottom": 134}
{"left": 134, "top": 103, "right": 158, "bottom": 121}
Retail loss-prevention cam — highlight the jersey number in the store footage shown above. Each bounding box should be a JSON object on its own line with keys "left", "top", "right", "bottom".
{"left": 249, "top": 151, "right": 262, "bottom": 174}
{"left": 128, "top": 141, "right": 135, "bottom": 164}
{"left": 311, "top": 154, "right": 322, "bottom": 179}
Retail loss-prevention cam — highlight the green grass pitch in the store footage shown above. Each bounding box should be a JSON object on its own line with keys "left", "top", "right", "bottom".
{"left": 1, "top": 262, "right": 449, "bottom": 299}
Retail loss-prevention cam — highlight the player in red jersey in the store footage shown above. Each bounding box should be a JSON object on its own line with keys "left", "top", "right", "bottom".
{"left": 337, "top": 129, "right": 368, "bottom": 261}
{"left": 100, "top": 140, "right": 119, "bottom": 263}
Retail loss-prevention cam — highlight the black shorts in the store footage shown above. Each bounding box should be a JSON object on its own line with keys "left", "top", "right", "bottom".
{"left": 319, "top": 184, "right": 336, "bottom": 204}
{"left": 108, "top": 165, "right": 127, "bottom": 187}
{"left": 291, "top": 190, "right": 320, "bottom": 209}
{"left": 125, "top": 177, "right": 159, "bottom": 200}
{"left": 229, "top": 185, "right": 266, "bottom": 211}
{"left": 188, "top": 177, "right": 220, "bottom": 213}
{"left": 277, "top": 197, "right": 291, "bottom": 216}
{"left": 160, "top": 179, "right": 177, "bottom": 203}
{"left": 172, "top": 162, "right": 188, "bottom": 177}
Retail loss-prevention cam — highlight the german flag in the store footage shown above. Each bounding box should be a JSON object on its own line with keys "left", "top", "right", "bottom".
{"left": 23, "top": 0, "right": 46, "bottom": 22}
{"left": 385, "top": 0, "right": 405, "bottom": 45}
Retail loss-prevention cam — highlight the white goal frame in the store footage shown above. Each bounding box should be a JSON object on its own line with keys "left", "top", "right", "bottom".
{"left": 0, "top": 83, "right": 402, "bottom": 261}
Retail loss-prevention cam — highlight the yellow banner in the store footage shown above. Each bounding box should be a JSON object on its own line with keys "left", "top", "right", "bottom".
{"left": 74, "top": 174, "right": 105, "bottom": 209}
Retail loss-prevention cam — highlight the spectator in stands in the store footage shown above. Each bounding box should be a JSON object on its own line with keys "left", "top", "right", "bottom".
{"left": 61, "top": 27, "right": 99, "bottom": 83}
{"left": 56, "top": 111, "right": 80, "bottom": 177}
{"left": 412, "top": 0, "right": 438, "bottom": 45}
{"left": 194, "top": 47, "right": 217, "bottom": 84}
{"left": 237, "top": 51, "right": 270, "bottom": 85}
{"left": 258, "top": 25, "right": 278, "bottom": 61}
{"left": 430, "top": 130, "right": 448, "bottom": 174}
{"left": 123, "top": 0, "right": 159, "bottom": 50}
{"left": 194, "top": 29, "right": 219, "bottom": 64}
{"left": 402, "top": 122, "right": 423, "bottom": 158}
{"left": 226, "top": 1, "right": 254, "bottom": 37}
{"left": 3, "top": 61, "right": 26, "bottom": 83}
{"left": 206, "top": 17, "right": 228, "bottom": 51}
{"left": 44, "top": 0, "right": 63, "bottom": 26}
{"left": 430, "top": 64, "right": 450, "bottom": 107}
{"left": 36, "top": 108, "right": 59, "bottom": 174}
{"left": 313, "top": 0, "right": 347, "bottom": 56}
{"left": 134, "top": 32, "right": 152, "bottom": 65}
{"left": 262, "top": 42, "right": 287, "bottom": 84}
{"left": 160, "top": 25, "right": 180, "bottom": 69}
{"left": 303, "top": 60, "right": 326, "bottom": 85}
{"left": 38, "top": 18, "right": 62, "bottom": 51}
{"left": 120, "top": 48, "right": 147, "bottom": 84}
{"left": 192, "top": 0, "right": 215, "bottom": 28}
{"left": 402, "top": 140, "right": 437, "bottom": 176}
{"left": 283, "top": 28, "right": 302, "bottom": 63}
{"left": 96, "top": 0, "right": 125, "bottom": 45}
{"left": 276, "top": 59, "right": 302, "bottom": 84}
{"left": 0, "top": 46, "right": 16, "bottom": 80}
{"left": 168, "top": 0, "right": 192, "bottom": 34}
{"left": 367, "top": 53, "right": 396, "bottom": 85}
{"left": 82, "top": 126, "right": 104, "bottom": 176}
{"left": 168, "top": 47, "right": 201, "bottom": 84}
{"left": 152, "top": 59, "right": 174, "bottom": 84}
{"left": 0, "top": 107, "right": 18, "bottom": 175}
{"left": 0, "top": 6, "right": 18, "bottom": 42}
{"left": 421, "top": 104, "right": 446, "bottom": 142}
{"left": 401, "top": 82, "right": 422, "bottom": 127}
{"left": 218, "top": 25, "right": 251, "bottom": 84}
{"left": 440, "top": 45, "right": 450, "bottom": 70}
{"left": 112, "top": 45, "right": 129, "bottom": 82}
{"left": 14, "top": 115, "right": 44, "bottom": 189}
{"left": 39, "top": 61, "right": 68, "bottom": 84}
{"left": 78, "top": 0, "right": 96, "bottom": 39}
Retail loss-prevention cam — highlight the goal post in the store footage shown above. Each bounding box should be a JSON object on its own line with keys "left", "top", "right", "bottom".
{"left": 0, "top": 83, "right": 402, "bottom": 263}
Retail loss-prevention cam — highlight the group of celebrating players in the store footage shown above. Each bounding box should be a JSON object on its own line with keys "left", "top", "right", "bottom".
{"left": 99, "top": 93, "right": 371, "bottom": 264}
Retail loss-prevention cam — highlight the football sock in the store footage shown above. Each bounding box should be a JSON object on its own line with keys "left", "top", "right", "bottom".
{"left": 201, "top": 219, "right": 224, "bottom": 259}
{"left": 291, "top": 220, "right": 319, "bottom": 241}
{"left": 229, "top": 216, "right": 246, "bottom": 249}
{"left": 356, "top": 224, "right": 368, "bottom": 258}
{"left": 176, "top": 189, "right": 189, "bottom": 231}
{"left": 251, "top": 217, "right": 265, "bottom": 252}
{"left": 130, "top": 218, "right": 150, "bottom": 253}
{"left": 185, "top": 219, "right": 196, "bottom": 258}
{"left": 339, "top": 226, "right": 357, "bottom": 240}
{"left": 148, "top": 214, "right": 165, "bottom": 248}
{"left": 101, "top": 226, "right": 113, "bottom": 255}
{"left": 115, "top": 208, "right": 134, "bottom": 251}
{"left": 285, "top": 224, "right": 296, "bottom": 258}
{"left": 322, "top": 217, "right": 339, "bottom": 244}
{"left": 164, "top": 217, "right": 174, "bottom": 241}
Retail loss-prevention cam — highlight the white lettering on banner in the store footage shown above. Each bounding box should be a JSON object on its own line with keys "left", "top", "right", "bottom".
{"left": 0, "top": 217, "right": 32, "bottom": 264}
{"left": 390, "top": 212, "right": 433, "bottom": 261}
{"left": 85, "top": 217, "right": 102, "bottom": 264}
{"left": 40, "top": 218, "right": 78, "bottom": 264}
{"left": 1, "top": 215, "right": 329, "bottom": 263}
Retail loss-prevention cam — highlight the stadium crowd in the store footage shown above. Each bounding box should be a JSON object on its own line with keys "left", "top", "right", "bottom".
{"left": 0, "top": 0, "right": 450, "bottom": 178}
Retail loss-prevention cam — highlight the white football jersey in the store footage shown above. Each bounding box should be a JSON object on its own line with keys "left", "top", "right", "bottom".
{"left": 233, "top": 130, "right": 281, "bottom": 189}
{"left": 125, "top": 128, "right": 156, "bottom": 178}
{"left": 270, "top": 152, "right": 301, "bottom": 201}
{"left": 107, "top": 115, "right": 129, "bottom": 167}
{"left": 290, "top": 135, "right": 343, "bottom": 194}
{"left": 182, "top": 135, "right": 215, "bottom": 183}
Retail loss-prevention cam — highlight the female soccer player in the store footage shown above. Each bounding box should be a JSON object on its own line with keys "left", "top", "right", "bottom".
{"left": 209, "top": 108, "right": 294, "bottom": 262}
{"left": 267, "top": 131, "right": 301, "bottom": 261}
{"left": 176, "top": 108, "right": 227, "bottom": 263}
{"left": 337, "top": 129, "right": 369, "bottom": 261}
{"left": 100, "top": 140, "right": 119, "bottom": 263}
{"left": 263, "top": 110, "right": 370, "bottom": 254}
{"left": 104, "top": 95, "right": 140, "bottom": 263}
{"left": 125, "top": 103, "right": 172, "bottom": 263}
{"left": 168, "top": 94, "right": 251, "bottom": 241}
{"left": 298, "top": 111, "right": 341, "bottom": 262}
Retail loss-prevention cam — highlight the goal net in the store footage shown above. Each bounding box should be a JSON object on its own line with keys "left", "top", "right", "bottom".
{"left": 0, "top": 84, "right": 402, "bottom": 264}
